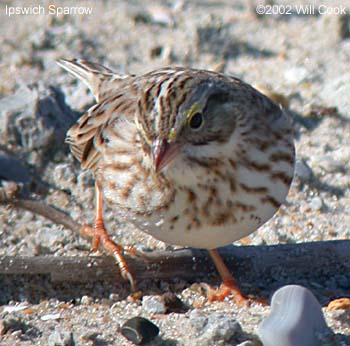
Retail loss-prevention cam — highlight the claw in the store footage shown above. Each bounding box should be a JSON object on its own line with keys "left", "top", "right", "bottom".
{"left": 207, "top": 249, "right": 267, "bottom": 306}
{"left": 78, "top": 182, "right": 137, "bottom": 291}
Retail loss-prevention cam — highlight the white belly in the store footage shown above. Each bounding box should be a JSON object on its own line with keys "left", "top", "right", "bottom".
{"left": 132, "top": 166, "right": 286, "bottom": 249}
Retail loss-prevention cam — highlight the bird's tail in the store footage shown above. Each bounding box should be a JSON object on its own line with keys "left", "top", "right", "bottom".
{"left": 57, "top": 58, "right": 130, "bottom": 102}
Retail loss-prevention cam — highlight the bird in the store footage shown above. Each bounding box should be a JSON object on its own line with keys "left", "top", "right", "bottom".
{"left": 57, "top": 58, "right": 295, "bottom": 305}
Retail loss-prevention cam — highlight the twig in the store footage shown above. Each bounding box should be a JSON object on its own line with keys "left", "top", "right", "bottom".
{"left": 1, "top": 241, "right": 350, "bottom": 286}
{"left": 0, "top": 181, "right": 81, "bottom": 234}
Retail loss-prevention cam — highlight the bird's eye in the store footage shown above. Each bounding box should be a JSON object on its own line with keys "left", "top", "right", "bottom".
{"left": 189, "top": 112, "right": 203, "bottom": 130}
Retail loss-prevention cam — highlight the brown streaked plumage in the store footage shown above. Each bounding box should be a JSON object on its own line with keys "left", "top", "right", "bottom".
{"left": 58, "top": 58, "right": 295, "bottom": 305}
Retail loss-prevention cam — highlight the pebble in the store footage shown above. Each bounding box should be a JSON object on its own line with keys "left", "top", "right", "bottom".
{"left": 36, "top": 227, "right": 63, "bottom": 248}
{"left": 29, "top": 29, "right": 55, "bottom": 50}
{"left": 0, "top": 83, "right": 77, "bottom": 166}
{"left": 11, "top": 330, "right": 22, "bottom": 338}
{"left": 161, "top": 292, "right": 189, "bottom": 313}
{"left": 147, "top": 5, "right": 174, "bottom": 26}
{"left": 258, "top": 285, "right": 328, "bottom": 346}
{"left": 294, "top": 158, "right": 313, "bottom": 182}
{"left": 53, "top": 164, "right": 76, "bottom": 190}
{"left": 80, "top": 295, "right": 93, "bottom": 305}
{"left": 132, "top": 5, "right": 174, "bottom": 27}
{"left": 48, "top": 328, "right": 74, "bottom": 346}
{"left": 320, "top": 73, "right": 350, "bottom": 118}
{"left": 3, "top": 303, "right": 29, "bottom": 313}
{"left": 76, "top": 170, "right": 94, "bottom": 189}
{"left": 0, "top": 319, "right": 6, "bottom": 335}
{"left": 189, "top": 309, "right": 209, "bottom": 332}
{"left": 121, "top": 316, "right": 159, "bottom": 345}
{"left": 317, "top": 155, "right": 345, "bottom": 173}
{"left": 0, "top": 85, "right": 37, "bottom": 117}
{"left": 0, "top": 151, "right": 30, "bottom": 183}
{"left": 309, "top": 197, "right": 323, "bottom": 211}
{"left": 73, "top": 170, "right": 95, "bottom": 203}
{"left": 189, "top": 310, "right": 242, "bottom": 345}
{"left": 41, "top": 313, "right": 61, "bottom": 321}
{"left": 142, "top": 295, "right": 167, "bottom": 314}
{"left": 284, "top": 67, "right": 308, "bottom": 84}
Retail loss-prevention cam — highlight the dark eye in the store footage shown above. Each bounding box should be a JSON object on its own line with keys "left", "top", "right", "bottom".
{"left": 189, "top": 112, "right": 203, "bottom": 130}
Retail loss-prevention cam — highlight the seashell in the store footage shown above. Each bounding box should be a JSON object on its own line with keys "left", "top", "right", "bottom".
{"left": 121, "top": 316, "right": 159, "bottom": 345}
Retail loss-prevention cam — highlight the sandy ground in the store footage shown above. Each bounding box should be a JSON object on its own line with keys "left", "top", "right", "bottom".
{"left": 1, "top": 0, "right": 350, "bottom": 345}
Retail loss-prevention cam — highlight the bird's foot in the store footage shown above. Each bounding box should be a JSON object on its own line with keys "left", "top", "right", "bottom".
{"left": 202, "top": 279, "right": 249, "bottom": 306}
{"left": 202, "top": 279, "right": 268, "bottom": 307}
{"left": 80, "top": 223, "right": 137, "bottom": 291}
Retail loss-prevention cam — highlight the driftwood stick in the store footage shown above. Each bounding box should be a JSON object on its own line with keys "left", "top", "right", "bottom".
{"left": 1, "top": 240, "right": 350, "bottom": 284}
{"left": 0, "top": 181, "right": 82, "bottom": 234}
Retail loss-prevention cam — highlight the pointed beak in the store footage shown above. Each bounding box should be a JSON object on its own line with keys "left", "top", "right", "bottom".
{"left": 152, "top": 138, "right": 181, "bottom": 172}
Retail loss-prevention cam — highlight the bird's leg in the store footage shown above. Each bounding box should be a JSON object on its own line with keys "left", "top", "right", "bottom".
{"left": 79, "top": 182, "right": 136, "bottom": 291}
{"left": 206, "top": 248, "right": 249, "bottom": 306}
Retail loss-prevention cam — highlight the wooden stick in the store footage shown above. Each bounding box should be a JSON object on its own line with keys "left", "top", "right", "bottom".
{"left": 1, "top": 240, "right": 349, "bottom": 285}
{"left": 0, "top": 181, "right": 82, "bottom": 234}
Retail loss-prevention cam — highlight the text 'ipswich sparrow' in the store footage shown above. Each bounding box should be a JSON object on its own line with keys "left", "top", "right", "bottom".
{"left": 57, "top": 59, "right": 295, "bottom": 305}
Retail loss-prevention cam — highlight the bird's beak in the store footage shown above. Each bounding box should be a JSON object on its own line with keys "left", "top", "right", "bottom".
{"left": 152, "top": 138, "right": 181, "bottom": 172}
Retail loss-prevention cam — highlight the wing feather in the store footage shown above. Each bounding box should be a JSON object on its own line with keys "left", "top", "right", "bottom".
{"left": 59, "top": 59, "right": 138, "bottom": 171}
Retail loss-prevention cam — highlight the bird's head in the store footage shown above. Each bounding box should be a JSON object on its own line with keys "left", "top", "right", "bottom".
{"left": 147, "top": 79, "right": 242, "bottom": 174}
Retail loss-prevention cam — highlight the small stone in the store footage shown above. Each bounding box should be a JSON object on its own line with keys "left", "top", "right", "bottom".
{"left": 80, "top": 295, "right": 93, "bottom": 305}
{"left": 0, "top": 319, "right": 7, "bottom": 335}
{"left": 121, "top": 316, "right": 159, "bottom": 345}
{"left": 294, "top": 159, "right": 313, "bottom": 182}
{"left": 284, "top": 67, "right": 308, "bottom": 84}
{"left": 53, "top": 164, "right": 76, "bottom": 190}
{"left": 190, "top": 311, "right": 242, "bottom": 345}
{"left": 258, "top": 285, "right": 328, "bottom": 346}
{"left": 46, "top": 190, "right": 70, "bottom": 209}
{"left": 41, "top": 313, "right": 61, "bottom": 321}
{"left": 318, "top": 155, "right": 345, "bottom": 173}
{"left": 0, "top": 151, "right": 30, "bottom": 183}
{"left": 320, "top": 74, "right": 350, "bottom": 118}
{"left": 80, "top": 330, "right": 102, "bottom": 343}
{"left": 2, "top": 317, "right": 28, "bottom": 336}
{"left": 309, "top": 197, "right": 323, "bottom": 211}
{"left": 161, "top": 292, "right": 189, "bottom": 313}
{"left": 36, "top": 227, "right": 63, "bottom": 248}
{"left": 188, "top": 309, "right": 209, "bottom": 333}
{"left": 109, "top": 293, "right": 121, "bottom": 302}
{"left": 201, "top": 315, "right": 241, "bottom": 343}
{"left": 76, "top": 170, "right": 94, "bottom": 189}
{"left": 48, "top": 328, "right": 73, "bottom": 346}
{"left": 11, "top": 330, "right": 22, "bottom": 338}
{"left": 147, "top": 5, "right": 174, "bottom": 26}
{"left": 29, "top": 29, "right": 55, "bottom": 50}
{"left": 0, "top": 83, "right": 77, "bottom": 165}
{"left": 3, "top": 303, "right": 29, "bottom": 313}
{"left": 142, "top": 295, "right": 167, "bottom": 314}
{"left": 150, "top": 46, "right": 163, "bottom": 58}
